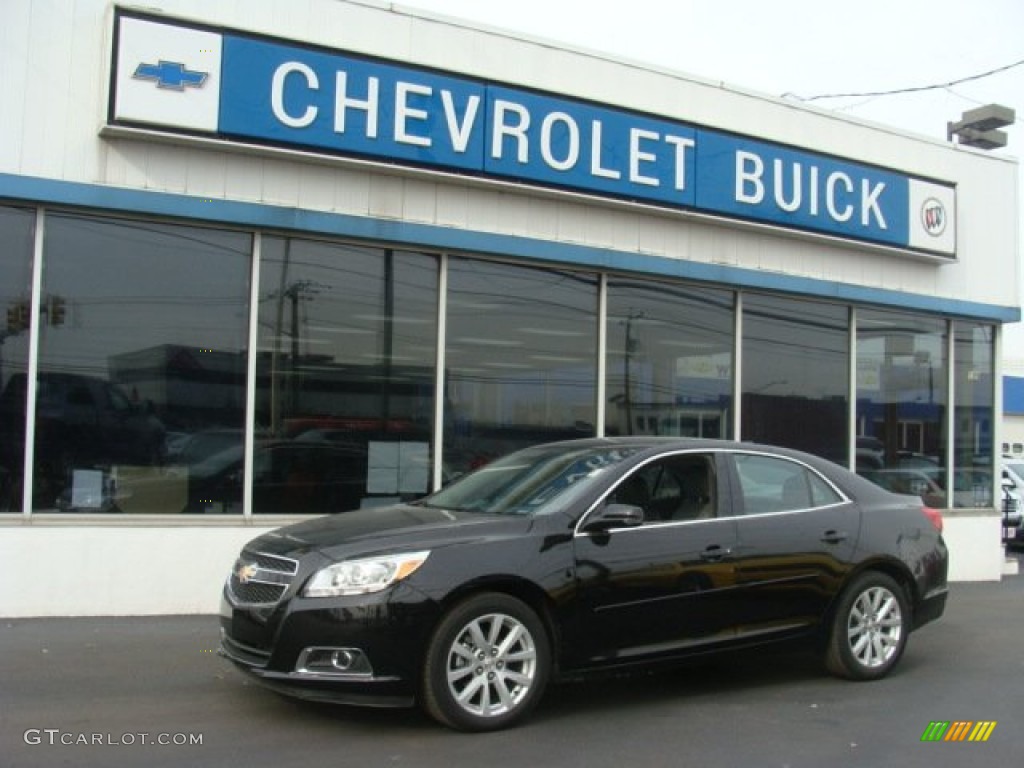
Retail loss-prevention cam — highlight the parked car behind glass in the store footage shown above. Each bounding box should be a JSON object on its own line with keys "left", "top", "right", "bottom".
{"left": 0, "top": 372, "right": 165, "bottom": 508}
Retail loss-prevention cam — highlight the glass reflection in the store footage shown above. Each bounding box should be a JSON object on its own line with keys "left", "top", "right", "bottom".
{"left": 33, "top": 214, "right": 252, "bottom": 513}
{"left": 856, "top": 310, "right": 948, "bottom": 507}
{"left": 444, "top": 258, "right": 598, "bottom": 477}
{"left": 253, "top": 238, "right": 438, "bottom": 513}
{"left": 742, "top": 294, "right": 849, "bottom": 464}
{"left": 0, "top": 207, "right": 36, "bottom": 512}
{"left": 606, "top": 278, "right": 733, "bottom": 437}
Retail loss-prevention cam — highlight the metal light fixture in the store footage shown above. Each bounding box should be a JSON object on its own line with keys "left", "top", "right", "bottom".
{"left": 947, "top": 104, "right": 1015, "bottom": 150}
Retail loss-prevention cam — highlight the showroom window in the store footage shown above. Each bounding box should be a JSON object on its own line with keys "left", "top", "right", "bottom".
{"left": 741, "top": 294, "right": 850, "bottom": 464}
{"left": 0, "top": 207, "right": 36, "bottom": 512}
{"left": 856, "top": 310, "right": 948, "bottom": 507}
{"left": 32, "top": 214, "right": 252, "bottom": 513}
{"left": 606, "top": 278, "right": 734, "bottom": 438}
{"left": 444, "top": 258, "right": 598, "bottom": 478}
{"left": 953, "top": 322, "right": 995, "bottom": 507}
{"left": 254, "top": 238, "right": 438, "bottom": 513}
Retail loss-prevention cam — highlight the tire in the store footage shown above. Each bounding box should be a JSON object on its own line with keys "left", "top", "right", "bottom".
{"left": 825, "top": 571, "right": 910, "bottom": 681}
{"left": 422, "top": 593, "right": 550, "bottom": 731}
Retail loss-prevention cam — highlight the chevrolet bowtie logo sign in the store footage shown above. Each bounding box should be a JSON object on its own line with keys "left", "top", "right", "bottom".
{"left": 236, "top": 562, "right": 259, "bottom": 585}
{"left": 133, "top": 60, "right": 208, "bottom": 90}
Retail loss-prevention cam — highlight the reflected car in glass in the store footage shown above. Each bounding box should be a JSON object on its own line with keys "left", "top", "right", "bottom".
{"left": 1001, "top": 472, "right": 1024, "bottom": 545}
{"left": 0, "top": 372, "right": 165, "bottom": 509}
{"left": 219, "top": 437, "right": 949, "bottom": 731}
{"left": 185, "top": 439, "right": 369, "bottom": 515}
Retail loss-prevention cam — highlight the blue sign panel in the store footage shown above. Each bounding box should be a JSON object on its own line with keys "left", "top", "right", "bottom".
{"left": 220, "top": 37, "right": 487, "bottom": 170}
{"left": 112, "top": 12, "right": 955, "bottom": 257}
{"left": 695, "top": 132, "right": 910, "bottom": 247}
{"left": 484, "top": 87, "right": 697, "bottom": 207}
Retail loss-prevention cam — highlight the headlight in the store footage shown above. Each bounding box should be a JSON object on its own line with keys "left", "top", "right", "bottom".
{"left": 303, "top": 551, "right": 430, "bottom": 597}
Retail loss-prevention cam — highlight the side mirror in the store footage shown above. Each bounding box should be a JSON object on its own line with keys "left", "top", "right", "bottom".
{"left": 583, "top": 503, "right": 645, "bottom": 532}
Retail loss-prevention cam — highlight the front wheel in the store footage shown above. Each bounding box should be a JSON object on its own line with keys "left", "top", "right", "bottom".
{"left": 422, "top": 593, "right": 550, "bottom": 731}
{"left": 825, "top": 571, "right": 910, "bottom": 681}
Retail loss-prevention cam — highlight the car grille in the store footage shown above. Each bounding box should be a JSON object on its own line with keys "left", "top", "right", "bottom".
{"left": 227, "top": 550, "right": 299, "bottom": 606}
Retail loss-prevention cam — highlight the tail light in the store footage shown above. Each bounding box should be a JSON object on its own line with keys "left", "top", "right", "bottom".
{"left": 922, "top": 505, "right": 943, "bottom": 533}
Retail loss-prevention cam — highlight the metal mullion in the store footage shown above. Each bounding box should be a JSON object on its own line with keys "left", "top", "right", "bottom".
{"left": 432, "top": 254, "right": 448, "bottom": 492}
{"left": 20, "top": 208, "right": 46, "bottom": 518}
{"left": 733, "top": 291, "right": 743, "bottom": 441}
{"left": 243, "top": 232, "right": 262, "bottom": 520}
{"left": 848, "top": 307, "right": 858, "bottom": 471}
{"left": 945, "top": 319, "right": 955, "bottom": 510}
{"left": 596, "top": 274, "right": 608, "bottom": 437}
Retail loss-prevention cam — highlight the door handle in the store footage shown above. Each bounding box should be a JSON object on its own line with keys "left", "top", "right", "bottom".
{"left": 821, "top": 530, "right": 849, "bottom": 545}
{"left": 700, "top": 545, "right": 732, "bottom": 562}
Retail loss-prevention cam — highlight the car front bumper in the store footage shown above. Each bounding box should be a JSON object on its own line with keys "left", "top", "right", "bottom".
{"left": 218, "top": 584, "right": 441, "bottom": 708}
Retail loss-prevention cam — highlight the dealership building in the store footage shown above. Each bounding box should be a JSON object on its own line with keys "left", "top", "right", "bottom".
{"left": 1, "top": 0, "right": 1019, "bottom": 616}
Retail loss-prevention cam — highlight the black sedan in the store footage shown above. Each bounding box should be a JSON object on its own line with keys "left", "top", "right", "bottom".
{"left": 219, "top": 438, "right": 948, "bottom": 731}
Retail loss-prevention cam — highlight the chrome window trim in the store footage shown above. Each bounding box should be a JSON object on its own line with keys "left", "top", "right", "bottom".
{"left": 573, "top": 447, "right": 853, "bottom": 537}
{"left": 574, "top": 447, "right": 727, "bottom": 537}
{"left": 728, "top": 449, "right": 852, "bottom": 516}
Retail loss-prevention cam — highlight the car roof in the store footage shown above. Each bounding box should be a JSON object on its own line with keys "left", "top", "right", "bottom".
{"left": 530, "top": 436, "right": 895, "bottom": 501}
{"left": 536, "top": 435, "right": 813, "bottom": 457}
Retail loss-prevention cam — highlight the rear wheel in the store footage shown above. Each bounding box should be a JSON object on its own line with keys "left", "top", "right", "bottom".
{"left": 825, "top": 571, "right": 910, "bottom": 680}
{"left": 422, "top": 593, "right": 550, "bottom": 731}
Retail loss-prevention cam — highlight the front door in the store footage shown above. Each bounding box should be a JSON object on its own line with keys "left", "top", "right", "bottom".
{"left": 572, "top": 452, "right": 741, "bottom": 666}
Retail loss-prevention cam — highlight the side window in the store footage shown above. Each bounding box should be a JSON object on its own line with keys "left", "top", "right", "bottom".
{"left": 809, "top": 472, "right": 841, "bottom": 507}
{"left": 608, "top": 454, "right": 717, "bottom": 523}
{"left": 733, "top": 454, "right": 841, "bottom": 515}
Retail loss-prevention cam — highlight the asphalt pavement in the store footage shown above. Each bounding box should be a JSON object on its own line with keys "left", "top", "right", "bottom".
{"left": 3, "top": 557, "right": 1022, "bottom": 768}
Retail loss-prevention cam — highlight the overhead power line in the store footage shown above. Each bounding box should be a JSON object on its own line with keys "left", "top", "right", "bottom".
{"left": 784, "top": 57, "right": 1024, "bottom": 102}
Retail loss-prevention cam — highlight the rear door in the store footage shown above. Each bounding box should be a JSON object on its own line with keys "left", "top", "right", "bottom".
{"left": 727, "top": 452, "right": 861, "bottom": 638}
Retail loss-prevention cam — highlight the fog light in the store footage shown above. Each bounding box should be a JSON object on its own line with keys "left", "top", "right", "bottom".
{"left": 296, "top": 647, "right": 373, "bottom": 677}
{"left": 331, "top": 650, "right": 356, "bottom": 670}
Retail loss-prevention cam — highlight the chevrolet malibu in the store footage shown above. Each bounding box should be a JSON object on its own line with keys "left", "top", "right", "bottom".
{"left": 219, "top": 438, "right": 948, "bottom": 731}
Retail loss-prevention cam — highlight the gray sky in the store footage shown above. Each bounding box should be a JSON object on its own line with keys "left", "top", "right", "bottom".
{"left": 396, "top": 0, "right": 1024, "bottom": 354}
{"left": 395, "top": 0, "right": 1023, "bottom": 147}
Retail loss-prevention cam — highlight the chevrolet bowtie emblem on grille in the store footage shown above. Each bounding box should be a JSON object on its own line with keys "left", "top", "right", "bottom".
{"left": 236, "top": 562, "right": 259, "bottom": 584}
{"left": 133, "top": 60, "right": 208, "bottom": 90}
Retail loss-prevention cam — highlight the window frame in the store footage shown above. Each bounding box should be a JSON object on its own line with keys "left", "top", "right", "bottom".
{"left": 725, "top": 450, "right": 849, "bottom": 518}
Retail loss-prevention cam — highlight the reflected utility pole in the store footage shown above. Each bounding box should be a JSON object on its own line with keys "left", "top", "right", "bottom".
{"left": 622, "top": 310, "right": 644, "bottom": 434}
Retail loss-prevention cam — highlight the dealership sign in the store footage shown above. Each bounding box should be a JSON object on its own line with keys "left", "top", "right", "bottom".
{"left": 109, "top": 12, "right": 957, "bottom": 258}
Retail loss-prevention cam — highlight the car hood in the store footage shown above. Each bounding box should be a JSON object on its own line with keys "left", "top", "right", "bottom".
{"left": 248, "top": 503, "right": 534, "bottom": 561}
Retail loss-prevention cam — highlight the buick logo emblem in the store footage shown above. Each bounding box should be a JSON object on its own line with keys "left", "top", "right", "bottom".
{"left": 921, "top": 198, "right": 947, "bottom": 237}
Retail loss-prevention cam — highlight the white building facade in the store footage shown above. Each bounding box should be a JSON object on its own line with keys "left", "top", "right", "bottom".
{"left": 0, "top": 0, "right": 1019, "bottom": 616}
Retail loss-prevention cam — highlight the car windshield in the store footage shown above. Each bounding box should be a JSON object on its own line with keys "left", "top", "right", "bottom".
{"left": 420, "top": 444, "right": 643, "bottom": 516}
